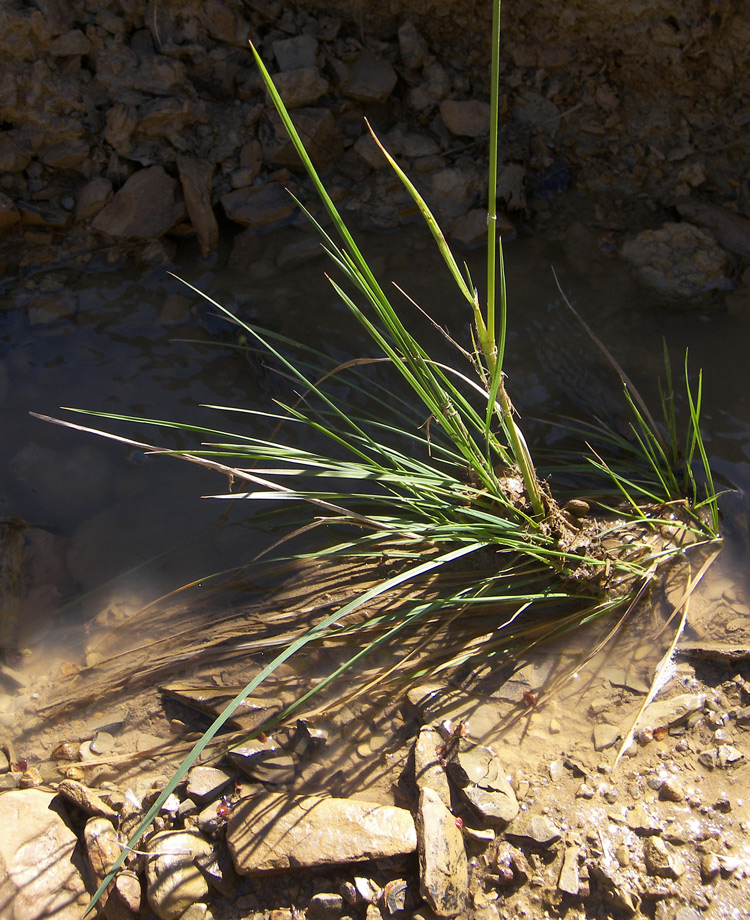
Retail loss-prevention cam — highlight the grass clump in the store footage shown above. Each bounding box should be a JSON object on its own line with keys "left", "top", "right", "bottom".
{"left": 43, "top": 1, "right": 722, "bottom": 912}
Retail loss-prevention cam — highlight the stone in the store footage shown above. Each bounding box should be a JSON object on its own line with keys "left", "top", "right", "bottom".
{"left": 643, "top": 836, "right": 686, "bottom": 879}
{"left": 506, "top": 815, "right": 562, "bottom": 848}
{"left": 676, "top": 197, "right": 750, "bottom": 258}
{"left": 56, "top": 778, "right": 119, "bottom": 818}
{"left": 308, "top": 892, "right": 344, "bottom": 919}
{"left": 558, "top": 845, "right": 580, "bottom": 895}
{"left": 0, "top": 135, "right": 30, "bottom": 172}
{"left": 92, "top": 166, "right": 186, "bottom": 240}
{"left": 273, "top": 35, "right": 318, "bottom": 72}
{"left": 145, "top": 830, "right": 213, "bottom": 920}
{"left": 513, "top": 91, "right": 562, "bottom": 134}
{"left": 222, "top": 183, "right": 297, "bottom": 235}
{"left": 417, "top": 787, "right": 468, "bottom": 917}
{"left": 75, "top": 177, "right": 113, "bottom": 222}
{"left": 275, "top": 68, "right": 330, "bottom": 109}
{"left": 414, "top": 725, "right": 452, "bottom": 808}
{"left": 136, "top": 96, "right": 194, "bottom": 141}
{"left": 439, "top": 100, "right": 491, "bottom": 138}
{"left": 260, "top": 107, "right": 343, "bottom": 172}
{"left": 424, "top": 167, "right": 480, "bottom": 222}
{"left": 398, "top": 21, "right": 429, "bottom": 71}
{"left": 49, "top": 29, "right": 91, "bottom": 56}
{"left": 643, "top": 693, "right": 705, "bottom": 728}
{"left": 0, "top": 192, "right": 21, "bottom": 234}
{"left": 84, "top": 817, "right": 140, "bottom": 920}
{"left": 275, "top": 234, "right": 325, "bottom": 270}
{"left": 0, "top": 789, "right": 89, "bottom": 920}
{"left": 177, "top": 155, "right": 219, "bottom": 257}
{"left": 658, "top": 776, "right": 685, "bottom": 802}
{"left": 339, "top": 51, "right": 398, "bottom": 104}
{"left": 186, "top": 766, "right": 233, "bottom": 803}
{"left": 444, "top": 738, "right": 519, "bottom": 825}
{"left": 593, "top": 723, "right": 620, "bottom": 751}
{"left": 104, "top": 103, "right": 139, "bottom": 153}
{"left": 625, "top": 802, "right": 662, "bottom": 836}
{"left": 226, "top": 793, "right": 417, "bottom": 874}
{"left": 227, "top": 738, "right": 295, "bottom": 785}
{"left": 621, "top": 224, "right": 732, "bottom": 300}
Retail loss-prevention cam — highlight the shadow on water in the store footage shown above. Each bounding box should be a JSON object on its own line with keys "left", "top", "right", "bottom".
{"left": 1, "top": 218, "right": 749, "bottom": 797}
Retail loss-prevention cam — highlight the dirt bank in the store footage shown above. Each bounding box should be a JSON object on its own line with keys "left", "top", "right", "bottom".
{"left": 1, "top": 0, "right": 748, "bottom": 303}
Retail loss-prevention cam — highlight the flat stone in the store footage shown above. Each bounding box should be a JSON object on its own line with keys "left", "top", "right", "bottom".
{"left": 92, "top": 166, "right": 186, "bottom": 240}
{"left": 226, "top": 793, "right": 417, "bottom": 874}
{"left": 643, "top": 693, "right": 706, "bottom": 728}
{"left": 506, "top": 815, "right": 562, "bottom": 848}
{"left": 417, "top": 788, "right": 468, "bottom": 917}
{"left": 84, "top": 817, "right": 140, "bottom": 920}
{"left": 444, "top": 738, "right": 519, "bottom": 825}
{"left": 221, "top": 184, "right": 297, "bottom": 232}
{"left": 56, "top": 779, "right": 118, "bottom": 818}
{"left": 0, "top": 789, "right": 89, "bottom": 920}
{"left": 308, "top": 892, "right": 345, "bottom": 919}
{"left": 593, "top": 723, "right": 620, "bottom": 751}
{"left": 558, "top": 845, "right": 580, "bottom": 895}
{"left": 145, "top": 830, "right": 213, "bottom": 920}
{"left": 414, "top": 725, "right": 452, "bottom": 808}
{"left": 626, "top": 802, "right": 663, "bottom": 835}
{"left": 227, "top": 738, "right": 295, "bottom": 785}
{"left": 439, "top": 100, "right": 491, "bottom": 138}
{"left": 177, "top": 155, "right": 218, "bottom": 256}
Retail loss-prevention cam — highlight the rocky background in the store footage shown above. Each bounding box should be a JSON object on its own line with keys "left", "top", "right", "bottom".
{"left": 1, "top": 0, "right": 749, "bottom": 302}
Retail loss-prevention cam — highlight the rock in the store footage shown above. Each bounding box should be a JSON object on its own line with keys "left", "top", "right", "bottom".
{"left": 621, "top": 223, "right": 732, "bottom": 300}
{"left": 625, "top": 802, "right": 663, "bottom": 836}
{"left": 676, "top": 197, "right": 750, "bottom": 258}
{"left": 145, "top": 830, "right": 213, "bottom": 920}
{"left": 398, "top": 21, "right": 429, "bottom": 71}
{"left": 194, "top": 844, "right": 239, "bottom": 898}
{"left": 275, "top": 69, "right": 330, "bottom": 108}
{"left": 177, "top": 156, "right": 218, "bottom": 257}
{"left": 506, "top": 815, "right": 562, "bottom": 848}
{"left": 382, "top": 879, "right": 409, "bottom": 916}
{"left": 493, "top": 842, "right": 531, "bottom": 885}
{"left": 0, "top": 789, "right": 89, "bottom": 920}
{"left": 414, "top": 725, "right": 452, "bottom": 808}
{"left": 227, "top": 737, "right": 295, "bottom": 785}
{"left": 275, "top": 234, "right": 325, "bottom": 270}
{"left": 75, "top": 177, "right": 113, "bottom": 222}
{"left": 186, "top": 766, "right": 233, "bottom": 804}
{"left": 643, "top": 693, "right": 705, "bottom": 728}
{"left": 260, "top": 107, "right": 343, "bottom": 172}
{"left": 339, "top": 50, "right": 398, "bottom": 104}
{"left": 425, "top": 167, "right": 481, "bottom": 222}
{"left": 136, "top": 96, "right": 194, "bottom": 141}
{"left": 513, "top": 91, "right": 562, "bottom": 135}
{"left": 439, "top": 100, "right": 491, "bottom": 138}
{"left": 308, "top": 892, "right": 345, "bottom": 919}
{"left": 0, "top": 192, "right": 21, "bottom": 234}
{"left": 104, "top": 103, "right": 139, "bottom": 153}
{"left": 273, "top": 35, "right": 318, "bottom": 71}
{"left": 643, "top": 836, "right": 686, "bottom": 879}
{"left": 558, "top": 845, "right": 580, "bottom": 895}
{"left": 92, "top": 166, "right": 186, "bottom": 240}
{"left": 658, "top": 776, "right": 686, "bottom": 802}
{"left": 417, "top": 787, "right": 468, "bottom": 917}
{"left": 0, "top": 135, "right": 30, "bottom": 172}
{"left": 91, "top": 730, "right": 115, "bottom": 755}
{"left": 49, "top": 29, "right": 91, "bottom": 56}
{"left": 84, "top": 817, "right": 140, "bottom": 920}
{"left": 221, "top": 184, "right": 297, "bottom": 233}
{"left": 226, "top": 793, "right": 417, "bottom": 873}
{"left": 56, "top": 778, "right": 119, "bottom": 818}
{"left": 444, "top": 738, "right": 519, "bottom": 825}
{"left": 589, "top": 861, "right": 641, "bottom": 915}
{"left": 450, "top": 208, "right": 515, "bottom": 248}
{"left": 593, "top": 723, "right": 620, "bottom": 751}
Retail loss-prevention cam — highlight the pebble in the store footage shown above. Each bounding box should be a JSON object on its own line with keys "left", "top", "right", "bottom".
{"left": 90, "top": 731, "right": 114, "bottom": 755}
{"left": 145, "top": 830, "right": 213, "bottom": 920}
{"left": 506, "top": 815, "right": 561, "bottom": 848}
{"left": 643, "top": 836, "right": 686, "bottom": 879}
{"left": 308, "top": 892, "right": 345, "bottom": 919}
{"left": 56, "top": 779, "right": 118, "bottom": 818}
{"left": 557, "top": 845, "right": 580, "bottom": 895}
{"left": 593, "top": 723, "right": 620, "bottom": 751}
{"left": 186, "top": 766, "right": 234, "bottom": 804}
{"left": 416, "top": 787, "right": 468, "bottom": 917}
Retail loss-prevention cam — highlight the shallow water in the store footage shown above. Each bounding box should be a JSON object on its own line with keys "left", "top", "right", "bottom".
{"left": 2, "top": 217, "right": 749, "bottom": 780}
